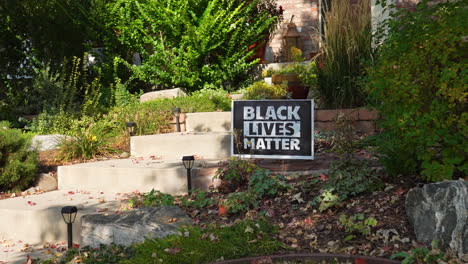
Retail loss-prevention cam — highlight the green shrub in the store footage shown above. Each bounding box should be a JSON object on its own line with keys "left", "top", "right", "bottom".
{"left": 366, "top": 0, "right": 467, "bottom": 181}
{"left": 215, "top": 157, "right": 289, "bottom": 213}
{"left": 121, "top": 219, "right": 282, "bottom": 264}
{"left": 243, "top": 81, "right": 288, "bottom": 100}
{"left": 214, "top": 157, "right": 260, "bottom": 193}
{"left": 108, "top": 0, "right": 280, "bottom": 92}
{"left": 0, "top": 123, "right": 39, "bottom": 191}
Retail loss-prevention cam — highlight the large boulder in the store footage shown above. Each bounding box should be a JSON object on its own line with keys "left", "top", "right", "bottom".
{"left": 405, "top": 180, "right": 468, "bottom": 256}
{"left": 139, "top": 88, "right": 186, "bottom": 102}
{"left": 81, "top": 206, "right": 192, "bottom": 248}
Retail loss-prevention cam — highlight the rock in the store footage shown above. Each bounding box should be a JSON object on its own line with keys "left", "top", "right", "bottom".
{"left": 31, "top": 134, "right": 66, "bottom": 151}
{"left": 230, "top": 94, "right": 244, "bottom": 100}
{"left": 405, "top": 180, "right": 468, "bottom": 256}
{"left": 81, "top": 206, "right": 192, "bottom": 248}
{"left": 36, "top": 173, "right": 57, "bottom": 192}
{"left": 119, "top": 152, "right": 130, "bottom": 158}
{"left": 139, "top": 88, "right": 186, "bottom": 102}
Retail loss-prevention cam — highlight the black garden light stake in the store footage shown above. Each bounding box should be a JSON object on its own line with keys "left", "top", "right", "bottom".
{"left": 182, "top": 155, "right": 195, "bottom": 195}
{"left": 61, "top": 206, "right": 78, "bottom": 249}
{"left": 126, "top": 122, "right": 137, "bottom": 137}
{"left": 173, "top": 107, "right": 181, "bottom": 132}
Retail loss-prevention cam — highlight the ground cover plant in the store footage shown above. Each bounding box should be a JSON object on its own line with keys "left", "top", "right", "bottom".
{"left": 38, "top": 219, "right": 282, "bottom": 264}
{"left": 366, "top": 0, "right": 467, "bottom": 181}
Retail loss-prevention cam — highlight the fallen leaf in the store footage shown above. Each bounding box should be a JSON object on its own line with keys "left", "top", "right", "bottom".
{"left": 218, "top": 206, "right": 227, "bottom": 216}
{"left": 244, "top": 226, "right": 254, "bottom": 233}
{"left": 319, "top": 174, "right": 329, "bottom": 181}
{"left": 164, "top": 247, "right": 181, "bottom": 255}
{"left": 394, "top": 188, "right": 406, "bottom": 195}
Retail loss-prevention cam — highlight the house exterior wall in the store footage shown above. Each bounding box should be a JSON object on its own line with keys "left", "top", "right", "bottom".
{"left": 266, "top": 0, "right": 434, "bottom": 63}
{"left": 265, "top": 0, "right": 320, "bottom": 63}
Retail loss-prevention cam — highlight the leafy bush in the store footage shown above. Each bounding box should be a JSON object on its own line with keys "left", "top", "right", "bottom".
{"left": 317, "top": 0, "right": 372, "bottom": 108}
{"left": 215, "top": 157, "right": 289, "bottom": 213}
{"left": 366, "top": 0, "right": 467, "bottom": 181}
{"left": 108, "top": 0, "right": 280, "bottom": 92}
{"left": 243, "top": 81, "right": 288, "bottom": 100}
{"left": 0, "top": 123, "right": 39, "bottom": 191}
{"left": 214, "top": 157, "right": 259, "bottom": 193}
{"left": 121, "top": 219, "right": 281, "bottom": 264}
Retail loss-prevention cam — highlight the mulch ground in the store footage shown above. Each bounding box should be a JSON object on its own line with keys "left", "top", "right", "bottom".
{"left": 176, "top": 168, "right": 419, "bottom": 259}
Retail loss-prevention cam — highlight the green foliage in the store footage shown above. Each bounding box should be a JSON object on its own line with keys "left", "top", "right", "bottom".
{"left": 107, "top": 0, "right": 279, "bottom": 92}
{"left": 325, "top": 158, "right": 383, "bottom": 200}
{"left": 317, "top": 0, "right": 372, "bottom": 108}
{"left": 366, "top": 0, "right": 467, "bottom": 181}
{"left": 339, "top": 213, "right": 378, "bottom": 241}
{"left": 128, "top": 189, "right": 176, "bottom": 208}
{"left": 248, "top": 168, "right": 288, "bottom": 198}
{"left": 222, "top": 191, "right": 258, "bottom": 214}
{"left": 121, "top": 219, "right": 282, "bottom": 264}
{"left": 314, "top": 158, "right": 383, "bottom": 211}
{"left": 243, "top": 81, "right": 288, "bottom": 100}
{"left": 215, "top": 157, "right": 259, "bottom": 193}
{"left": 56, "top": 119, "right": 118, "bottom": 161}
{"left": 109, "top": 88, "right": 232, "bottom": 136}
{"left": 216, "top": 157, "right": 289, "bottom": 213}
{"left": 391, "top": 241, "right": 445, "bottom": 264}
{"left": 180, "top": 190, "right": 213, "bottom": 209}
{"left": 0, "top": 124, "right": 39, "bottom": 191}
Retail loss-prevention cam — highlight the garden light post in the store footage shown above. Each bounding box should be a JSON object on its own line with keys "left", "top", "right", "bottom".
{"left": 173, "top": 107, "right": 181, "bottom": 132}
{"left": 126, "top": 122, "right": 137, "bottom": 137}
{"left": 61, "top": 206, "right": 78, "bottom": 249}
{"left": 182, "top": 155, "right": 195, "bottom": 195}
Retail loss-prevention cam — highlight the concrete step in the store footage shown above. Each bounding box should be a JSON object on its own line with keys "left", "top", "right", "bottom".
{"left": 130, "top": 132, "right": 231, "bottom": 159}
{"left": 0, "top": 190, "right": 121, "bottom": 264}
{"left": 185, "top": 112, "right": 231, "bottom": 132}
{"left": 58, "top": 158, "right": 220, "bottom": 194}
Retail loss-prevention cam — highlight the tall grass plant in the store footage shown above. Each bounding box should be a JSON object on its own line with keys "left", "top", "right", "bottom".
{"left": 317, "top": 0, "right": 372, "bottom": 108}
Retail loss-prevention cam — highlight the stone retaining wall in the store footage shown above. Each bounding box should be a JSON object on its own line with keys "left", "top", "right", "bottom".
{"left": 314, "top": 108, "right": 380, "bottom": 133}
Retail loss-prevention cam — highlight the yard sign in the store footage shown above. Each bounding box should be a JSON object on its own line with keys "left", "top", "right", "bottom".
{"left": 231, "top": 100, "right": 314, "bottom": 160}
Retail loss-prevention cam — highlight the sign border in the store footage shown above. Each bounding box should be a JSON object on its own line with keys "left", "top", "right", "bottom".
{"left": 230, "top": 99, "right": 314, "bottom": 160}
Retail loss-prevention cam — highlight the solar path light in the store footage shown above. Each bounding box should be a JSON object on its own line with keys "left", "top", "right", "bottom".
{"left": 61, "top": 206, "right": 78, "bottom": 249}
{"left": 182, "top": 156, "right": 195, "bottom": 195}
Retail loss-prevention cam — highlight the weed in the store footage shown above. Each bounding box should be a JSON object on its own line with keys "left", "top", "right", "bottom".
{"left": 339, "top": 213, "right": 378, "bottom": 241}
